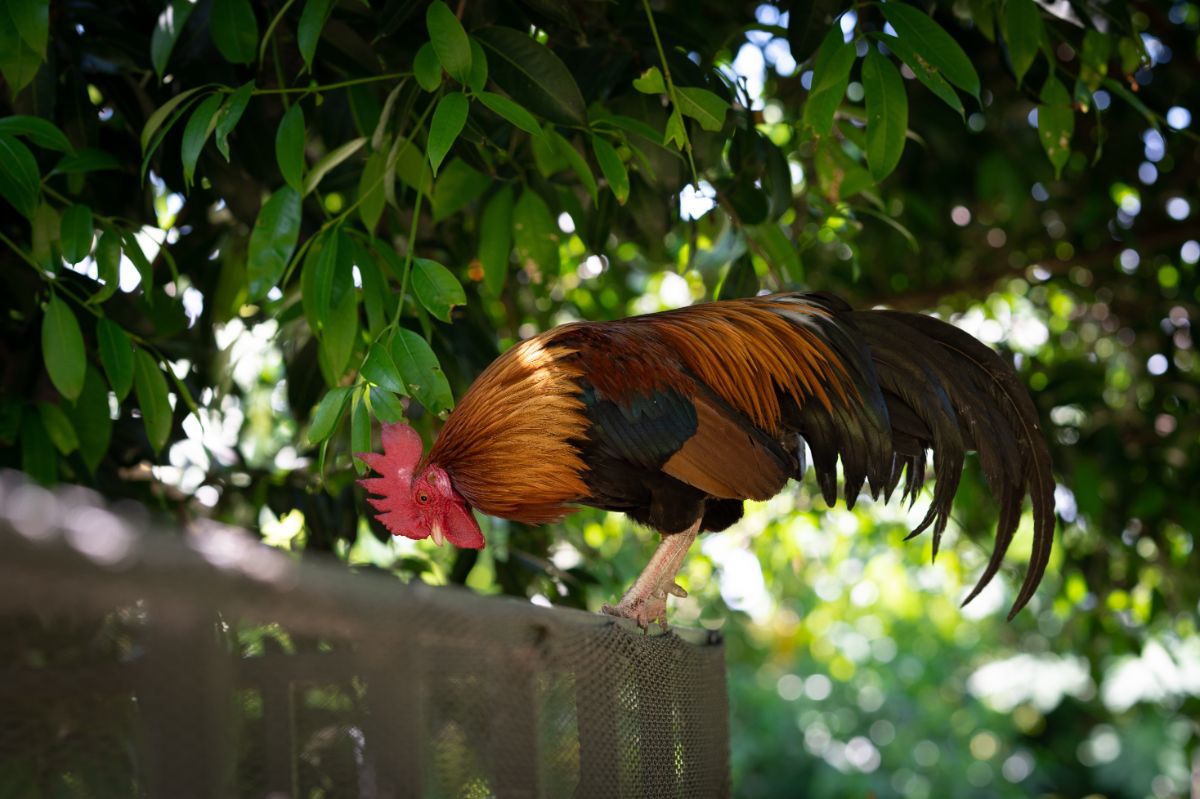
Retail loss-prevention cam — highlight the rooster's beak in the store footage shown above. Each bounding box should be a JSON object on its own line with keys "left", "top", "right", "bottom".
{"left": 430, "top": 520, "right": 445, "bottom": 547}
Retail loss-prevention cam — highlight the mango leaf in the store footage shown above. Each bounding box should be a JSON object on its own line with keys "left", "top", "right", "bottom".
{"left": 426, "top": 0, "right": 471, "bottom": 83}
{"left": 210, "top": 0, "right": 258, "bottom": 64}
{"left": 1038, "top": 76, "right": 1074, "bottom": 178}
{"left": 361, "top": 342, "right": 406, "bottom": 394}
{"left": 802, "top": 26, "right": 856, "bottom": 135}
{"left": 276, "top": 104, "right": 306, "bottom": 191}
{"left": 513, "top": 188, "right": 559, "bottom": 274}
{"left": 427, "top": 91, "right": 468, "bottom": 175}
{"left": 1004, "top": 0, "right": 1042, "bottom": 87}
{"left": 474, "top": 26, "right": 587, "bottom": 127}
{"left": 97, "top": 317, "right": 134, "bottom": 401}
{"left": 298, "top": 0, "right": 337, "bottom": 72}
{"left": 0, "top": 135, "right": 40, "bottom": 220}
{"left": 180, "top": 92, "right": 224, "bottom": 190}
{"left": 390, "top": 328, "right": 453, "bottom": 413}
{"left": 357, "top": 146, "right": 388, "bottom": 232}
{"left": 66, "top": 366, "right": 113, "bottom": 473}
{"left": 479, "top": 185, "right": 513, "bottom": 294}
{"left": 303, "top": 136, "right": 366, "bottom": 196}
{"left": 20, "top": 410, "right": 56, "bottom": 485}
{"left": 591, "top": 136, "right": 629, "bottom": 205}
{"left": 246, "top": 186, "right": 302, "bottom": 301}
{"left": 546, "top": 129, "right": 597, "bottom": 203}
{"left": 0, "top": 116, "right": 71, "bottom": 151}
{"left": 42, "top": 294, "right": 86, "bottom": 402}
{"left": 413, "top": 258, "right": 465, "bottom": 322}
{"left": 414, "top": 42, "right": 443, "bottom": 92}
{"left": 877, "top": 34, "right": 964, "bottom": 118}
{"left": 633, "top": 66, "right": 666, "bottom": 94}
{"left": 152, "top": 0, "right": 197, "bottom": 79}
{"left": 37, "top": 401, "right": 79, "bottom": 455}
{"left": 351, "top": 386, "right": 371, "bottom": 474}
{"left": 215, "top": 81, "right": 254, "bottom": 160}
{"left": 676, "top": 87, "right": 728, "bottom": 132}
{"left": 308, "top": 385, "right": 352, "bottom": 445}
{"left": 132, "top": 348, "right": 173, "bottom": 454}
{"left": 880, "top": 3, "right": 979, "bottom": 100}
{"left": 863, "top": 48, "right": 908, "bottom": 182}
{"left": 93, "top": 228, "right": 122, "bottom": 303}
{"left": 369, "top": 387, "right": 406, "bottom": 424}
{"left": 60, "top": 204, "right": 94, "bottom": 265}
{"left": 477, "top": 91, "right": 542, "bottom": 136}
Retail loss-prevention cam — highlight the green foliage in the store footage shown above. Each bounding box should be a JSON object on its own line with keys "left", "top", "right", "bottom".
{"left": 1, "top": 0, "right": 1197, "bottom": 795}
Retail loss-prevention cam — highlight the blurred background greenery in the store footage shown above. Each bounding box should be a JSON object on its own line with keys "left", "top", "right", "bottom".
{"left": 1, "top": 0, "right": 1198, "bottom": 796}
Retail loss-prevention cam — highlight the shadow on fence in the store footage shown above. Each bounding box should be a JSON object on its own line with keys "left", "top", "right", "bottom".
{"left": 0, "top": 472, "right": 731, "bottom": 798}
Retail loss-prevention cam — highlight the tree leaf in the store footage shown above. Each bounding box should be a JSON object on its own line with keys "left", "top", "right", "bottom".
{"left": 0, "top": 135, "right": 41, "bottom": 220}
{"left": 474, "top": 26, "right": 587, "bottom": 127}
{"left": 676, "top": 87, "right": 728, "bottom": 132}
{"left": 803, "top": 26, "right": 856, "bottom": 135}
{"left": 132, "top": 348, "right": 173, "bottom": 454}
{"left": 412, "top": 258, "right": 465, "bottom": 322}
{"left": 298, "top": 0, "right": 337, "bottom": 72}
{"left": 787, "top": 0, "right": 845, "bottom": 64}
{"left": 414, "top": 42, "right": 444, "bottom": 92}
{"left": 633, "top": 66, "right": 666, "bottom": 95}
{"left": 9, "top": 0, "right": 49, "bottom": 59}
{"left": 369, "top": 387, "right": 405, "bottom": 424}
{"left": 93, "top": 228, "right": 122, "bottom": 303}
{"left": 20, "top": 409, "right": 56, "bottom": 485}
{"left": 303, "top": 136, "right": 366, "bottom": 196}
{"left": 308, "top": 385, "right": 352, "bottom": 445}
{"left": 141, "top": 86, "right": 208, "bottom": 152}
{"left": 427, "top": 91, "right": 469, "bottom": 176}
{"left": 66, "top": 366, "right": 112, "bottom": 474}
{"left": 746, "top": 223, "right": 803, "bottom": 284}
{"left": 180, "top": 92, "right": 224, "bottom": 190}
{"left": 814, "top": 137, "right": 874, "bottom": 201}
{"left": 361, "top": 342, "right": 407, "bottom": 394}
{"left": 152, "top": 0, "right": 197, "bottom": 79}
{"left": 477, "top": 91, "right": 543, "bottom": 137}
{"left": 42, "top": 294, "right": 86, "bottom": 402}
{"left": 546, "top": 129, "right": 597, "bottom": 203}
{"left": 877, "top": 34, "right": 964, "bottom": 118}
{"left": 276, "top": 103, "right": 306, "bottom": 191}
{"left": 357, "top": 146, "right": 388, "bottom": 233}
{"left": 863, "top": 48, "right": 908, "bottom": 182}
{"left": 60, "top": 204, "right": 94, "bottom": 265}
{"left": 210, "top": 0, "right": 259, "bottom": 64}
{"left": 37, "top": 401, "right": 79, "bottom": 455}
{"left": 390, "top": 136, "right": 433, "bottom": 197}
{"left": 513, "top": 188, "right": 559, "bottom": 274}
{"left": 479, "top": 185, "right": 513, "bottom": 294}
{"left": 97, "top": 317, "right": 134, "bottom": 401}
{"left": 1079, "top": 29, "right": 1112, "bottom": 91}
{"left": 215, "top": 81, "right": 254, "bottom": 161}
{"left": 426, "top": 0, "right": 472, "bottom": 83}
{"left": 0, "top": 2, "right": 42, "bottom": 96}
{"left": 390, "top": 328, "right": 453, "bottom": 413}
{"left": 591, "top": 135, "right": 629, "bottom": 205}
{"left": 351, "top": 386, "right": 371, "bottom": 475}
{"left": 1004, "top": 0, "right": 1042, "bottom": 87}
{"left": 1038, "top": 76, "right": 1074, "bottom": 178}
{"left": 247, "top": 186, "right": 302, "bottom": 301}
{"left": 0, "top": 115, "right": 71, "bottom": 151}
{"left": 880, "top": 3, "right": 980, "bottom": 100}
{"left": 121, "top": 231, "right": 155, "bottom": 295}
{"left": 664, "top": 108, "right": 687, "bottom": 149}
{"left": 431, "top": 159, "right": 487, "bottom": 223}
{"left": 467, "top": 37, "right": 488, "bottom": 93}
{"left": 321, "top": 277, "right": 358, "bottom": 382}
{"left": 53, "top": 148, "right": 121, "bottom": 175}
{"left": 356, "top": 245, "right": 388, "bottom": 337}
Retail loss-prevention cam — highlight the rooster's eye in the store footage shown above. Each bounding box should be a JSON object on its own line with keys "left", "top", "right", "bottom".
{"left": 417, "top": 491, "right": 430, "bottom": 504}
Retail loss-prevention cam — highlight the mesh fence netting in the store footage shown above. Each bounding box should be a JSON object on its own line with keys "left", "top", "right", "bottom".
{"left": 0, "top": 471, "right": 731, "bottom": 798}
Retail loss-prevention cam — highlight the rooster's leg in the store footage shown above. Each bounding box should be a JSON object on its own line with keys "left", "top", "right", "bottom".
{"left": 602, "top": 519, "right": 700, "bottom": 632}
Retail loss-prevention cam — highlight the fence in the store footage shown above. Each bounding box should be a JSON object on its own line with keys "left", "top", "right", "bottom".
{"left": 0, "top": 471, "right": 731, "bottom": 798}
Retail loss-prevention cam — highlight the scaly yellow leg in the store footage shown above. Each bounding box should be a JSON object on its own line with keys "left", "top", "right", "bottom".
{"left": 601, "top": 518, "right": 700, "bottom": 631}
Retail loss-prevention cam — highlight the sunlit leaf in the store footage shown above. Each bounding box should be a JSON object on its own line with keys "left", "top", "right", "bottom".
{"left": 591, "top": 135, "right": 630, "bottom": 205}
{"left": 246, "top": 186, "right": 301, "bottom": 301}
{"left": 426, "top": 0, "right": 472, "bottom": 83}
{"left": 802, "top": 26, "right": 856, "bottom": 136}
{"left": 152, "top": 0, "right": 197, "bottom": 79}
{"left": 633, "top": 66, "right": 667, "bottom": 95}
{"left": 42, "top": 294, "right": 86, "bottom": 402}
{"left": 474, "top": 26, "right": 587, "bottom": 126}
{"left": 877, "top": 33, "right": 964, "bottom": 118}
{"left": 361, "top": 342, "right": 406, "bottom": 394}
{"left": 390, "top": 327, "right": 453, "bottom": 413}
{"left": 880, "top": 2, "right": 980, "bottom": 99}
{"left": 863, "top": 48, "right": 908, "bottom": 182}
{"left": 132, "top": 348, "right": 172, "bottom": 454}
{"left": 414, "top": 42, "right": 443, "bottom": 92}
{"left": 308, "top": 385, "right": 352, "bottom": 445}
{"left": 412, "top": 258, "right": 465, "bottom": 322}
{"left": 180, "top": 92, "right": 224, "bottom": 190}
{"left": 93, "top": 228, "right": 122, "bottom": 303}
{"left": 427, "top": 91, "right": 469, "bottom": 175}
{"left": 370, "top": 386, "right": 406, "bottom": 423}
{"left": 121, "top": 231, "right": 155, "bottom": 296}
{"left": 676, "top": 87, "right": 728, "bottom": 132}
{"left": 351, "top": 386, "right": 371, "bottom": 475}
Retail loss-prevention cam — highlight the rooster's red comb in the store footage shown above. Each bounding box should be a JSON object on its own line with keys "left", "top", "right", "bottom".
{"left": 356, "top": 422, "right": 424, "bottom": 507}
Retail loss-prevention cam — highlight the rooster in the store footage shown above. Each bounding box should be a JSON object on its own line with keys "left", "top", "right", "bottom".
{"left": 358, "top": 292, "right": 1054, "bottom": 630}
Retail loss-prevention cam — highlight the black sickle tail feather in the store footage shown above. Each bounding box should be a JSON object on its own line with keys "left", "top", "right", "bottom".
{"left": 850, "top": 309, "right": 1056, "bottom": 619}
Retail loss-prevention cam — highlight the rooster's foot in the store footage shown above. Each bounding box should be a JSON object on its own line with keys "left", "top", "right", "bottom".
{"left": 602, "top": 589, "right": 670, "bottom": 633}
